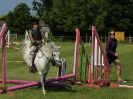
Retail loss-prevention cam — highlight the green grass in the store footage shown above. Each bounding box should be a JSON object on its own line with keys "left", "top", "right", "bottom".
{"left": 0, "top": 42, "right": 133, "bottom": 99}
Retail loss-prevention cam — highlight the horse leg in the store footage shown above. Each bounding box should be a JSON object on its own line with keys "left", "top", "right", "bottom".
{"left": 39, "top": 72, "right": 46, "bottom": 94}
{"left": 39, "top": 72, "right": 48, "bottom": 94}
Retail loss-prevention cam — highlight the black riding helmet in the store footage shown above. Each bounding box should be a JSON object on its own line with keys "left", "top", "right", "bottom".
{"left": 32, "top": 22, "right": 39, "bottom": 26}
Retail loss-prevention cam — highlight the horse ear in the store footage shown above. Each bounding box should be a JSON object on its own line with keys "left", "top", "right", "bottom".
{"left": 45, "top": 32, "right": 49, "bottom": 38}
{"left": 25, "top": 30, "right": 30, "bottom": 40}
{"left": 57, "top": 46, "right": 60, "bottom": 49}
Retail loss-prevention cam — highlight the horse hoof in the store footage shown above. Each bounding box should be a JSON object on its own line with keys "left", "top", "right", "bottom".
{"left": 43, "top": 91, "right": 46, "bottom": 94}
{"left": 43, "top": 92, "right": 46, "bottom": 95}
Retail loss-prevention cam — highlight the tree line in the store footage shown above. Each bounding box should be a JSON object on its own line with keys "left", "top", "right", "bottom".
{"left": 32, "top": 0, "right": 133, "bottom": 36}
{"left": 4, "top": 0, "right": 133, "bottom": 36}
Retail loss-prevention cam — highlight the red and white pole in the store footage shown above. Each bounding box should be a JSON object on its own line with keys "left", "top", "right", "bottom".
{"left": 0, "top": 23, "right": 7, "bottom": 92}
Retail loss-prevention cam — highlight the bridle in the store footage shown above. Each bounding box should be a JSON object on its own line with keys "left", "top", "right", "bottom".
{"left": 39, "top": 48, "right": 61, "bottom": 67}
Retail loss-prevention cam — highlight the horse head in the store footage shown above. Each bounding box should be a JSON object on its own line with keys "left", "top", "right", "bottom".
{"left": 41, "top": 42, "right": 61, "bottom": 66}
{"left": 23, "top": 31, "right": 31, "bottom": 45}
{"left": 52, "top": 47, "right": 60, "bottom": 61}
{"left": 51, "top": 43, "right": 61, "bottom": 67}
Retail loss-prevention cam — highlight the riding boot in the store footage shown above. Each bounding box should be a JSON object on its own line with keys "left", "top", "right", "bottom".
{"left": 29, "top": 53, "right": 37, "bottom": 73}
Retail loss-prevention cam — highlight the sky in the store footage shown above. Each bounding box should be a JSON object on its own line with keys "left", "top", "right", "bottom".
{"left": 0, "top": 0, "right": 34, "bottom": 16}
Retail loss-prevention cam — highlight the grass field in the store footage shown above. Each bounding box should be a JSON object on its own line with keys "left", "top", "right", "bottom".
{"left": 0, "top": 41, "right": 133, "bottom": 99}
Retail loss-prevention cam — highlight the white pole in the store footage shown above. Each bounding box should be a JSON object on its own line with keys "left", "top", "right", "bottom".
{"left": 129, "top": 36, "right": 131, "bottom": 43}
{"left": 6, "top": 30, "right": 10, "bottom": 48}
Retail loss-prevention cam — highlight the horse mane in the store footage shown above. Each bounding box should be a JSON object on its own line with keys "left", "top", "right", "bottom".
{"left": 40, "top": 42, "right": 59, "bottom": 52}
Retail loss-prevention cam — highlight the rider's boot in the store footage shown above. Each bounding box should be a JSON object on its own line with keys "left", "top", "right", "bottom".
{"left": 29, "top": 54, "right": 37, "bottom": 73}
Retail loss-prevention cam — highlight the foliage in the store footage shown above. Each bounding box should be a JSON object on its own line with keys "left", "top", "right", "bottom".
{"left": 104, "top": 0, "right": 133, "bottom": 36}
{"left": 33, "top": 0, "right": 52, "bottom": 17}
{"left": 0, "top": 16, "right": 6, "bottom": 20}
{"left": 32, "top": 0, "right": 133, "bottom": 36}
{"left": 5, "top": 3, "right": 32, "bottom": 35}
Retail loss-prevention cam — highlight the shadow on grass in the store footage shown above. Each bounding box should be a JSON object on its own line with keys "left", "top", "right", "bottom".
{"left": 46, "top": 82, "right": 75, "bottom": 93}
{"left": 30, "top": 82, "right": 76, "bottom": 93}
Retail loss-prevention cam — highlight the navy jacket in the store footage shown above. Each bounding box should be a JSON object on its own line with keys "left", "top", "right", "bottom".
{"left": 32, "top": 29, "right": 42, "bottom": 41}
{"left": 106, "top": 37, "right": 117, "bottom": 61}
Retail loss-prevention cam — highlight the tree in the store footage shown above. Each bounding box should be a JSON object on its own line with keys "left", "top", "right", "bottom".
{"left": 33, "top": 0, "right": 53, "bottom": 17}
{"left": 104, "top": 0, "right": 133, "bottom": 36}
{"left": 5, "top": 3, "right": 32, "bottom": 35}
{"left": 32, "top": 0, "right": 133, "bottom": 36}
{"left": 32, "top": 0, "right": 107, "bottom": 34}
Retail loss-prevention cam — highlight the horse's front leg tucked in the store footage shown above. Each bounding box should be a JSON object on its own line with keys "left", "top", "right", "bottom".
{"left": 39, "top": 72, "right": 48, "bottom": 94}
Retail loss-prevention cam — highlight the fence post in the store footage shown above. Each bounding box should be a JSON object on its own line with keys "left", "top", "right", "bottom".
{"left": 129, "top": 36, "right": 131, "bottom": 43}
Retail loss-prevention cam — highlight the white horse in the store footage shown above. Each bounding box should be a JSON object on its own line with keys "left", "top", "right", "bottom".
{"left": 20, "top": 32, "right": 61, "bottom": 94}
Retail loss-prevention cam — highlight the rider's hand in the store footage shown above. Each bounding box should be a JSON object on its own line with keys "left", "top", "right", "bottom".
{"left": 115, "top": 53, "right": 119, "bottom": 57}
{"left": 33, "top": 42, "right": 36, "bottom": 45}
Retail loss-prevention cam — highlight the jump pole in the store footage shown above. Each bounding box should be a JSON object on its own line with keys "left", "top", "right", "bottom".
{"left": 74, "top": 28, "right": 90, "bottom": 82}
{"left": 0, "top": 23, "right": 7, "bottom": 92}
{"left": 57, "top": 59, "right": 66, "bottom": 77}
{"left": 0, "top": 74, "right": 75, "bottom": 93}
{"left": 73, "top": 29, "right": 80, "bottom": 81}
{"left": 6, "top": 30, "right": 10, "bottom": 48}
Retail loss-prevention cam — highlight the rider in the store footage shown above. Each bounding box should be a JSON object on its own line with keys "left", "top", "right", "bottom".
{"left": 28, "top": 22, "right": 43, "bottom": 73}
